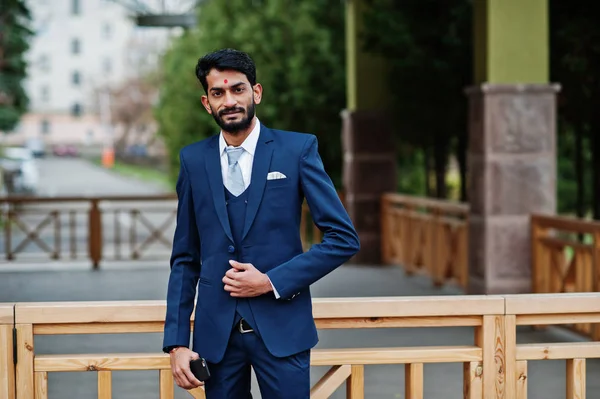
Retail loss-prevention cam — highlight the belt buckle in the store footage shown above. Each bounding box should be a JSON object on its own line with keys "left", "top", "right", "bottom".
{"left": 238, "top": 319, "right": 254, "bottom": 334}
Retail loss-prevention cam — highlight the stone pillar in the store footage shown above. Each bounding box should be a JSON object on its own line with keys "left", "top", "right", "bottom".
{"left": 342, "top": 110, "right": 396, "bottom": 264}
{"left": 466, "top": 84, "right": 559, "bottom": 294}
{"left": 343, "top": 0, "right": 394, "bottom": 264}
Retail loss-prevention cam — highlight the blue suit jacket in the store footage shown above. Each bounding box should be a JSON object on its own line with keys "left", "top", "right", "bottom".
{"left": 162, "top": 124, "right": 360, "bottom": 363}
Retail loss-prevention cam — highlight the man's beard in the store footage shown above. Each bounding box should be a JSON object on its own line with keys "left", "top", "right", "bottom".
{"left": 211, "top": 101, "right": 255, "bottom": 134}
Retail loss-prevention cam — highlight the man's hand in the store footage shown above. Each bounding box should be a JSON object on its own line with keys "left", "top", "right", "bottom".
{"left": 222, "top": 260, "right": 273, "bottom": 297}
{"left": 169, "top": 347, "right": 203, "bottom": 390}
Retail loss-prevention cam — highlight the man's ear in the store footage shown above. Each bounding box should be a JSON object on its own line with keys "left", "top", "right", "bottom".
{"left": 200, "top": 95, "right": 212, "bottom": 114}
{"left": 253, "top": 83, "right": 263, "bottom": 105}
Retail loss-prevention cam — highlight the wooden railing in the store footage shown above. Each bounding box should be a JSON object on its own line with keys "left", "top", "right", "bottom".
{"left": 504, "top": 293, "right": 600, "bottom": 398}
{"left": 381, "top": 193, "right": 469, "bottom": 289}
{"left": 531, "top": 214, "right": 600, "bottom": 339}
{"left": 0, "top": 195, "right": 177, "bottom": 268}
{"left": 3, "top": 293, "right": 598, "bottom": 398}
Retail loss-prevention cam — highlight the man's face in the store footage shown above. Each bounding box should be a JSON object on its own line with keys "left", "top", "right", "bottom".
{"left": 201, "top": 69, "right": 262, "bottom": 134}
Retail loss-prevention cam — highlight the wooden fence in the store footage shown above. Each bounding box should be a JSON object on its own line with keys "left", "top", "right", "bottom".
{"left": 531, "top": 214, "right": 600, "bottom": 339}
{"left": 381, "top": 193, "right": 469, "bottom": 289}
{"left": 2, "top": 293, "right": 598, "bottom": 398}
{"left": 1, "top": 194, "right": 331, "bottom": 268}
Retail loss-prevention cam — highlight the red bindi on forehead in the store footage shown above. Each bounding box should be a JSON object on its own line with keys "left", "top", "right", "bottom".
{"left": 224, "top": 79, "right": 228, "bottom": 84}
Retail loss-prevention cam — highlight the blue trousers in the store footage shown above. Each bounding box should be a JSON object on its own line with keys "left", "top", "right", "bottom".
{"left": 204, "top": 326, "right": 310, "bottom": 399}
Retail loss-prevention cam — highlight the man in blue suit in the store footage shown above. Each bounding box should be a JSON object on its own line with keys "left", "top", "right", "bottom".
{"left": 162, "top": 48, "right": 360, "bottom": 398}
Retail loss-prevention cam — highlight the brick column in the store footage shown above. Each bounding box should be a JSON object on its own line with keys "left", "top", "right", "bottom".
{"left": 342, "top": 109, "right": 396, "bottom": 264}
{"left": 466, "top": 83, "right": 559, "bottom": 294}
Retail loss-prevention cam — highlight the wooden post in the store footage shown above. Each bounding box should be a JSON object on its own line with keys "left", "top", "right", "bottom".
{"left": 346, "top": 365, "right": 364, "bottom": 399}
{"left": 405, "top": 363, "right": 423, "bottom": 399}
{"left": 463, "top": 361, "right": 483, "bottom": 399}
{"left": 504, "top": 315, "right": 517, "bottom": 399}
{"left": 88, "top": 199, "right": 102, "bottom": 269}
{"left": 516, "top": 361, "right": 528, "bottom": 399}
{"left": 531, "top": 216, "right": 550, "bottom": 294}
{"left": 475, "top": 315, "right": 505, "bottom": 399}
{"left": 566, "top": 358, "right": 585, "bottom": 399}
{"left": 593, "top": 231, "right": 600, "bottom": 340}
{"left": 0, "top": 305, "right": 15, "bottom": 399}
{"left": 159, "top": 370, "right": 174, "bottom": 399}
{"left": 15, "top": 324, "right": 34, "bottom": 399}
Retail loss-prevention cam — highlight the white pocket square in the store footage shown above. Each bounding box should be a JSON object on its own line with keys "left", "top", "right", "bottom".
{"left": 267, "top": 171, "right": 287, "bottom": 180}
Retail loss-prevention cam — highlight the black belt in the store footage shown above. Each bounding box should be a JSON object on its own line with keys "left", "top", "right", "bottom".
{"left": 238, "top": 318, "right": 254, "bottom": 334}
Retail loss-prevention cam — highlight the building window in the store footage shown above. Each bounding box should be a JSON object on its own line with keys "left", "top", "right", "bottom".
{"left": 71, "top": 38, "right": 80, "bottom": 55}
{"left": 41, "top": 119, "right": 51, "bottom": 135}
{"left": 102, "top": 23, "right": 112, "bottom": 39}
{"left": 103, "top": 58, "right": 112, "bottom": 74}
{"left": 72, "top": 103, "right": 83, "bottom": 117}
{"left": 72, "top": 71, "right": 81, "bottom": 85}
{"left": 39, "top": 54, "right": 50, "bottom": 72}
{"left": 72, "top": 0, "right": 81, "bottom": 15}
{"left": 40, "top": 86, "right": 50, "bottom": 102}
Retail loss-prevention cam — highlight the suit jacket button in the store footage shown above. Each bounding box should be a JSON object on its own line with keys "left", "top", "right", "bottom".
{"left": 228, "top": 245, "right": 235, "bottom": 253}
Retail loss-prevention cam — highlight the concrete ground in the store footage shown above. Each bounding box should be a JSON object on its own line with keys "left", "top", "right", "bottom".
{"left": 1, "top": 158, "right": 598, "bottom": 398}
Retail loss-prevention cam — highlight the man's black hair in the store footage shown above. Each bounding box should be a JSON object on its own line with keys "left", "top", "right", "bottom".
{"left": 195, "top": 48, "right": 257, "bottom": 92}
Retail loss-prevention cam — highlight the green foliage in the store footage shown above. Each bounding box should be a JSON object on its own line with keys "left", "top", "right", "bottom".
{"left": 360, "top": 0, "right": 472, "bottom": 198}
{"left": 0, "top": 0, "right": 33, "bottom": 132}
{"left": 155, "top": 0, "right": 346, "bottom": 186}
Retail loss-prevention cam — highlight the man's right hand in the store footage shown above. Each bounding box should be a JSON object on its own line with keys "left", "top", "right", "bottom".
{"left": 169, "top": 347, "right": 203, "bottom": 390}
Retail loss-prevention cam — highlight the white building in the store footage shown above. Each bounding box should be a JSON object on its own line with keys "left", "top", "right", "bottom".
{"left": 6, "top": 0, "right": 174, "bottom": 150}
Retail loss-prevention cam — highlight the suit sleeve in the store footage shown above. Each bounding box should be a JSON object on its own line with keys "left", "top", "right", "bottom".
{"left": 266, "top": 135, "right": 360, "bottom": 299}
{"left": 162, "top": 151, "right": 201, "bottom": 351}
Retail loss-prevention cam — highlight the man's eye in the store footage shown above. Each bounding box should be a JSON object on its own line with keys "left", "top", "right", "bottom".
{"left": 235, "top": 88, "right": 244, "bottom": 93}
{"left": 213, "top": 92, "right": 222, "bottom": 97}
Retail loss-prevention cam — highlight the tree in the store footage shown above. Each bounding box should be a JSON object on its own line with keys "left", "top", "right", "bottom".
{"left": 155, "top": 0, "right": 346, "bottom": 186}
{"left": 550, "top": 0, "right": 600, "bottom": 219}
{"left": 0, "top": 0, "right": 32, "bottom": 132}
{"left": 361, "top": 0, "right": 472, "bottom": 200}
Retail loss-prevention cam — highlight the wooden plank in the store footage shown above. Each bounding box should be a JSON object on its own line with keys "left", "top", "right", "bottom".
{"left": 15, "top": 324, "right": 35, "bottom": 399}
{"left": 311, "top": 346, "right": 481, "bottom": 366}
{"left": 0, "top": 324, "right": 15, "bottom": 399}
{"left": 98, "top": 371, "right": 112, "bottom": 399}
{"left": 0, "top": 304, "right": 13, "bottom": 324}
{"left": 463, "top": 361, "right": 482, "bottom": 399}
{"left": 187, "top": 386, "right": 206, "bottom": 398}
{"left": 315, "top": 316, "right": 482, "bottom": 329}
{"left": 566, "top": 359, "right": 585, "bottom": 399}
{"left": 34, "top": 372, "right": 47, "bottom": 399}
{"left": 15, "top": 301, "right": 171, "bottom": 324}
{"left": 34, "top": 322, "right": 170, "bottom": 335}
{"left": 516, "top": 361, "right": 527, "bottom": 399}
{"left": 505, "top": 293, "right": 600, "bottom": 315}
{"left": 405, "top": 363, "right": 423, "bottom": 399}
{"left": 475, "top": 315, "right": 504, "bottom": 399}
{"left": 36, "top": 346, "right": 482, "bottom": 372}
{"left": 309, "top": 365, "right": 351, "bottom": 399}
{"left": 312, "top": 296, "right": 505, "bottom": 318}
{"left": 531, "top": 213, "right": 600, "bottom": 234}
{"left": 516, "top": 313, "right": 600, "bottom": 326}
{"left": 517, "top": 342, "right": 600, "bottom": 361}
{"left": 539, "top": 236, "right": 592, "bottom": 252}
{"left": 159, "top": 369, "right": 174, "bottom": 399}
{"left": 504, "top": 315, "right": 517, "bottom": 399}
{"left": 346, "top": 365, "right": 364, "bottom": 399}
{"left": 35, "top": 353, "right": 171, "bottom": 372}
{"left": 382, "top": 193, "right": 469, "bottom": 214}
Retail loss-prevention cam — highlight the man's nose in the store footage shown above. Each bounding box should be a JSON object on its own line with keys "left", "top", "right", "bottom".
{"left": 223, "top": 92, "right": 237, "bottom": 108}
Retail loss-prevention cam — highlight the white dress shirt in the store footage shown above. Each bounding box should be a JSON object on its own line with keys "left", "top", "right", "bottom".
{"left": 218, "top": 118, "right": 280, "bottom": 298}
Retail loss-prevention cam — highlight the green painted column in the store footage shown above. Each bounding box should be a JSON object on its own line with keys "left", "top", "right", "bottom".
{"left": 474, "top": 0, "right": 549, "bottom": 83}
{"left": 345, "top": 0, "right": 389, "bottom": 110}
{"left": 342, "top": 0, "right": 395, "bottom": 264}
{"left": 468, "top": 0, "right": 559, "bottom": 296}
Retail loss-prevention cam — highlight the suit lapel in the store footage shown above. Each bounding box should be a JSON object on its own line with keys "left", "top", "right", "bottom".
{"left": 205, "top": 135, "right": 234, "bottom": 242}
{"left": 242, "top": 125, "right": 274, "bottom": 240}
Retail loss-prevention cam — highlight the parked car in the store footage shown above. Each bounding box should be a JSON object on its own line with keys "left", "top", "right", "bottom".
{"left": 26, "top": 138, "right": 46, "bottom": 158}
{"left": 0, "top": 147, "right": 39, "bottom": 195}
{"left": 53, "top": 144, "right": 79, "bottom": 157}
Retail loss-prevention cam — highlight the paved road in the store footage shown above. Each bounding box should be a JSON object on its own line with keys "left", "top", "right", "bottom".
{"left": 35, "top": 157, "right": 169, "bottom": 197}
{"left": 1, "top": 263, "right": 598, "bottom": 399}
